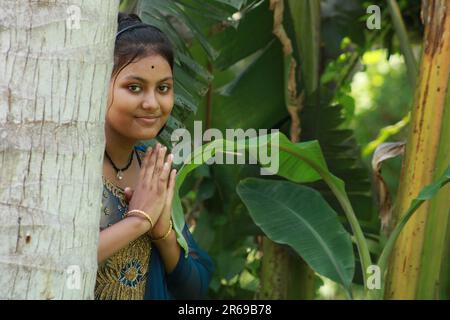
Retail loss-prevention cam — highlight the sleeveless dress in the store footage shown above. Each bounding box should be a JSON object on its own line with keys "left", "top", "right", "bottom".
{"left": 95, "top": 145, "right": 214, "bottom": 300}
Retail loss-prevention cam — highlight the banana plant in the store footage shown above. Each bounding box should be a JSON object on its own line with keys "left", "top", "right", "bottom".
{"left": 169, "top": 131, "right": 450, "bottom": 298}
{"left": 383, "top": 0, "right": 450, "bottom": 299}
{"left": 121, "top": 0, "right": 438, "bottom": 298}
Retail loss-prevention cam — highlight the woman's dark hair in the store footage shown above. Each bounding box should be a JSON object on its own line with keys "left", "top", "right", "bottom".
{"left": 112, "top": 13, "right": 174, "bottom": 78}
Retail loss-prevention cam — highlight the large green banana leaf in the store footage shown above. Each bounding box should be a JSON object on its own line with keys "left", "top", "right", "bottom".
{"left": 236, "top": 178, "right": 355, "bottom": 289}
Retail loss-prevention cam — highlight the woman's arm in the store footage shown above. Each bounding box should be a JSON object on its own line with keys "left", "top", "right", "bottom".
{"left": 152, "top": 228, "right": 181, "bottom": 273}
{"left": 97, "top": 216, "right": 150, "bottom": 263}
{"left": 157, "top": 224, "right": 214, "bottom": 299}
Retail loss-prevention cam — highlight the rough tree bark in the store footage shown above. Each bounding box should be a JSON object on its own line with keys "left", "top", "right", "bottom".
{"left": 0, "top": 0, "right": 118, "bottom": 299}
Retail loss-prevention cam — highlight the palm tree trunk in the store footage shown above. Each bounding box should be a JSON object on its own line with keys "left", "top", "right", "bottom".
{"left": 384, "top": 0, "right": 450, "bottom": 299}
{"left": 0, "top": 0, "right": 118, "bottom": 299}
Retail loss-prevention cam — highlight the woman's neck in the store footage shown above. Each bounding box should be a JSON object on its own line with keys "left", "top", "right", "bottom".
{"left": 104, "top": 124, "right": 138, "bottom": 166}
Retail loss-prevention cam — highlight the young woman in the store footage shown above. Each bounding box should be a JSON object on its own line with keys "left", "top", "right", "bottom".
{"left": 95, "top": 12, "right": 213, "bottom": 300}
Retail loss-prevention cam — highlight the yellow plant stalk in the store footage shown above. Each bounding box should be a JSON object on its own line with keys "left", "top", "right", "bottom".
{"left": 384, "top": 0, "right": 450, "bottom": 299}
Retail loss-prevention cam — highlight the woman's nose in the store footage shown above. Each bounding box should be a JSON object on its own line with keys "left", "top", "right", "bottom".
{"left": 142, "top": 91, "right": 159, "bottom": 110}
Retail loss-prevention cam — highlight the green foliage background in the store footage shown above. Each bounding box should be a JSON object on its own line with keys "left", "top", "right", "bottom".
{"left": 119, "top": 0, "right": 424, "bottom": 299}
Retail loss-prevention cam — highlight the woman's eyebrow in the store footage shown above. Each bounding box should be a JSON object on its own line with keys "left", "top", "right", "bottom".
{"left": 123, "top": 75, "right": 173, "bottom": 83}
{"left": 124, "top": 75, "right": 148, "bottom": 83}
{"left": 158, "top": 76, "right": 173, "bottom": 82}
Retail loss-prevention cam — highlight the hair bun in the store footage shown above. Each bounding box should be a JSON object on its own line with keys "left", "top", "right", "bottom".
{"left": 118, "top": 12, "right": 143, "bottom": 26}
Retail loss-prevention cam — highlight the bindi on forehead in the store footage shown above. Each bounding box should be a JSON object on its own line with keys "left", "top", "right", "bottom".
{"left": 151, "top": 65, "right": 155, "bottom": 69}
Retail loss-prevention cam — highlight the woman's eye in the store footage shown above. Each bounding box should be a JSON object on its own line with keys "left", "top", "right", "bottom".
{"left": 128, "top": 85, "right": 142, "bottom": 93}
{"left": 158, "top": 84, "right": 171, "bottom": 93}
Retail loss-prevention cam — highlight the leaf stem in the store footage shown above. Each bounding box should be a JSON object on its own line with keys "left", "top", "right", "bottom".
{"left": 278, "top": 145, "right": 372, "bottom": 292}
{"left": 387, "top": 0, "right": 418, "bottom": 88}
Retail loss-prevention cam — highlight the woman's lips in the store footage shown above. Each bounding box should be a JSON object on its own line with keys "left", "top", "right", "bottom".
{"left": 135, "top": 116, "right": 160, "bottom": 125}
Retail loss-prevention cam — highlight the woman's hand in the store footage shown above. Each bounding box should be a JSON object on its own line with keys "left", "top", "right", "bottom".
{"left": 148, "top": 166, "right": 177, "bottom": 239}
{"left": 126, "top": 143, "right": 173, "bottom": 231}
{"left": 124, "top": 148, "right": 177, "bottom": 238}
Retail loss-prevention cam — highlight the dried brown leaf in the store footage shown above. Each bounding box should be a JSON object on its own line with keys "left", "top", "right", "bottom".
{"left": 372, "top": 142, "right": 406, "bottom": 232}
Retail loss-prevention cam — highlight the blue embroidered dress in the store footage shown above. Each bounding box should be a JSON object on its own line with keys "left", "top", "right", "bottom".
{"left": 95, "top": 145, "right": 214, "bottom": 300}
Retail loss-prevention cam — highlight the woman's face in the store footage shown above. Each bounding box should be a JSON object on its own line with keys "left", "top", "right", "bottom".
{"left": 106, "top": 54, "right": 174, "bottom": 141}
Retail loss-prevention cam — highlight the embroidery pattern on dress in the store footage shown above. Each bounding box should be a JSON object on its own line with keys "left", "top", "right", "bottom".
{"left": 95, "top": 171, "right": 152, "bottom": 300}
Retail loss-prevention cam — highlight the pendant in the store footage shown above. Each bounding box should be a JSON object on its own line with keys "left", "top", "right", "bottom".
{"left": 117, "top": 170, "right": 123, "bottom": 180}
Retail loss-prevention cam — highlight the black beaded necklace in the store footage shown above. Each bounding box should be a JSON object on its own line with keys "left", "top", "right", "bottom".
{"left": 104, "top": 148, "right": 136, "bottom": 180}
